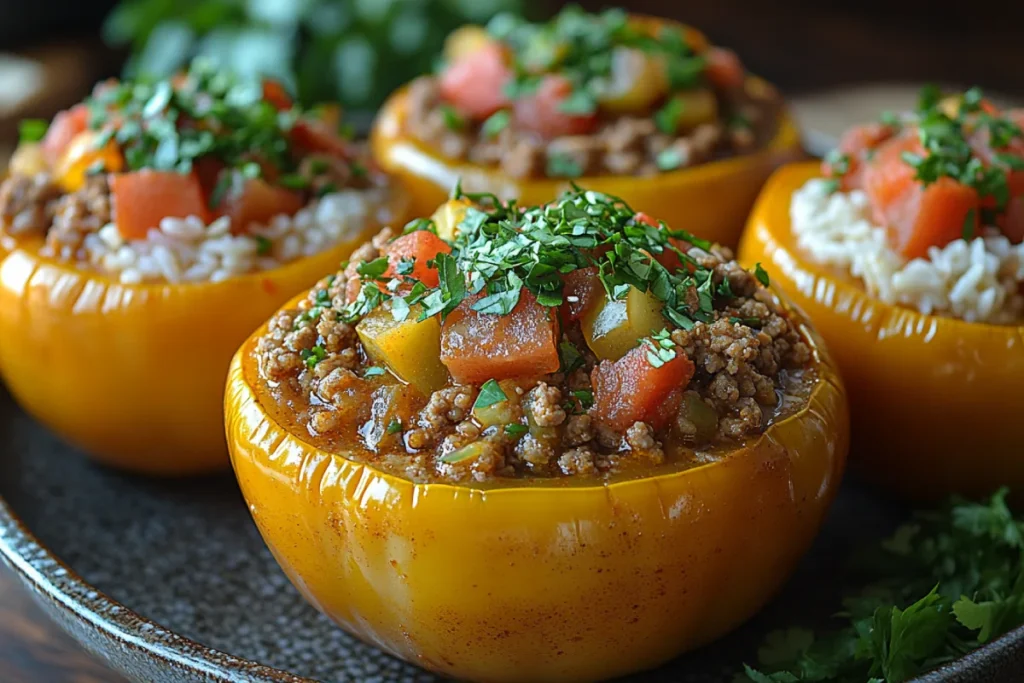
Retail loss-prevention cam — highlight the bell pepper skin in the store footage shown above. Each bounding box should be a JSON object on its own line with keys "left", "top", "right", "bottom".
{"left": 225, "top": 293, "right": 848, "bottom": 683}
{"left": 739, "top": 161, "right": 1024, "bottom": 501}
{"left": 0, "top": 195, "right": 408, "bottom": 476}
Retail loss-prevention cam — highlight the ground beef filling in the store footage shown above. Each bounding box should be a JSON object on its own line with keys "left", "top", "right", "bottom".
{"left": 403, "top": 76, "right": 782, "bottom": 179}
{"left": 255, "top": 239, "right": 813, "bottom": 484}
{"left": 0, "top": 154, "right": 365, "bottom": 261}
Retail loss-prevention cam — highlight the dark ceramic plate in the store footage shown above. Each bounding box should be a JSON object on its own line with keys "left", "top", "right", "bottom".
{"left": 2, "top": 385, "right": 1023, "bottom": 683}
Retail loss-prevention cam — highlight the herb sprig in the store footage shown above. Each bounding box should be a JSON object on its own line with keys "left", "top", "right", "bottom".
{"left": 744, "top": 489, "right": 1024, "bottom": 683}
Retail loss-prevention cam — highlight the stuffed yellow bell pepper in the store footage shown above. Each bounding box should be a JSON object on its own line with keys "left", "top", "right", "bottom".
{"left": 370, "top": 7, "right": 802, "bottom": 248}
{"left": 226, "top": 187, "right": 848, "bottom": 682}
{"left": 0, "top": 60, "right": 408, "bottom": 475}
{"left": 739, "top": 87, "right": 1024, "bottom": 500}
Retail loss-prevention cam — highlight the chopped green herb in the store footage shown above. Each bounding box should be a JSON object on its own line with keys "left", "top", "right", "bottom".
{"left": 656, "top": 147, "right": 685, "bottom": 172}
{"left": 356, "top": 256, "right": 390, "bottom": 280}
{"left": 473, "top": 379, "right": 508, "bottom": 410}
{"left": 559, "top": 340, "right": 585, "bottom": 373}
{"left": 744, "top": 489, "right": 1024, "bottom": 683}
{"left": 962, "top": 207, "right": 977, "bottom": 240}
{"left": 385, "top": 418, "right": 403, "bottom": 435}
{"left": 395, "top": 257, "right": 416, "bottom": 276}
{"left": 254, "top": 236, "right": 273, "bottom": 256}
{"left": 363, "top": 366, "right": 386, "bottom": 378}
{"left": 316, "top": 183, "right": 339, "bottom": 197}
{"left": 482, "top": 110, "right": 511, "bottom": 138}
{"left": 440, "top": 104, "right": 465, "bottom": 131}
{"left": 643, "top": 329, "right": 677, "bottom": 368}
{"left": 654, "top": 97, "right": 683, "bottom": 135}
{"left": 504, "top": 423, "right": 529, "bottom": 437}
{"left": 278, "top": 173, "right": 309, "bottom": 190}
{"left": 299, "top": 345, "right": 327, "bottom": 369}
{"left": 754, "top": 263, "right": 771, "bottom": 288}
{"left": 546, "top": 152, "right": 584, "bottom": 178}
{"left": 18, "top": 118, "right": 48, "bottom": 143}
{"left": 571, "top": 389, "right": 594, "bottom": 410}
{"left": 558, "top": 89, "right": 598, "bottom": 115}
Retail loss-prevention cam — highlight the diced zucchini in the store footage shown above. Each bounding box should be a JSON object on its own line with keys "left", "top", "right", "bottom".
{"left": 356, "top": 301, "right": 450, "bottom": 396}
{"left": 596, "top": 46, "right": 668, "bottom": 113}
{"left": 431, "top": 198, "right": 472, "bottom": 242}
{"left": 440, "top": 441, "right": 487, "bottom": 464}
{"left": 581, "top": 287, "right": 667, "bottom": 361}
{"left": 671, "top": 89, "right": 719, "bottom": 131}
{"left": 677, "top": 391, "right": 719, "bottom": 443}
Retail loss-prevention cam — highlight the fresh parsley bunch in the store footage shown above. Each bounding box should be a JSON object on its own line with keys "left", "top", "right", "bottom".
{"left": 744, "top": 489, "right": 1024, "bottom": 683}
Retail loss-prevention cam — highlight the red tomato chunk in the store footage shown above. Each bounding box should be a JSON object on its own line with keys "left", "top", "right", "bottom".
{"left": 441, "top": 290, "right": 560, "bottom": 384}
{"left": 593, "top": 343, "right": 695, "bottom": 432}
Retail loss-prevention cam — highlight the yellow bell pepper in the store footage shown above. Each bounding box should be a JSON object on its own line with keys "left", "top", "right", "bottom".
{"left": 0, "top": 194, "right": 408, "bottom": 476}
{"left": 356, "top": 301, "right": 450, "bottom": 396}
{"left": 370, "top": 14, "right": 802, "bottom": 249}
{"left": 739, "top": 161, "right": 1024, "bottom": 501}
{"left": 225, "top": 293, "right": 848, "bottom": 682}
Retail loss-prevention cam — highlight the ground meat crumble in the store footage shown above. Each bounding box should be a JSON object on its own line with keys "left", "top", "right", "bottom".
{"left": 254, "top": 234, "right": 815, "bottom": 484}
{"left": 403, "top": 74, "right": 782, "bottom": 180}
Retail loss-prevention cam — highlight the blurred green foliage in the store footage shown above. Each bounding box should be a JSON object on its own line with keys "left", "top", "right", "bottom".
{"left": 103, "top": 0, "right": 528, "bottom": 114}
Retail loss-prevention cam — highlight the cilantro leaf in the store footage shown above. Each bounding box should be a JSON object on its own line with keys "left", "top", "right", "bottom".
{"left": 473, "top": 379, "right": 507, "bottom": 410}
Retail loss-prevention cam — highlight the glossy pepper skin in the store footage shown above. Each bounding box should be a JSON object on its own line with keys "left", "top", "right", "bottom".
{"left": 370, "top": 17, "right": 802, "bottom": 250}
{"left": 0, "top": 197, "right": 405, "bottom": 476}
{"left": 739, "top": 162, "right": 1024, "bottom": 501}
{"left": 225, "top": 294, "right": 848, "bottom": 683}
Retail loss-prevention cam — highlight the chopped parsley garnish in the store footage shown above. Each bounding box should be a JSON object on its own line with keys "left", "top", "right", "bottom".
{"left": 546, "top": 152, "right": 584, "bottom": 178}
{"left": 18, "top": 118, "right": 48, "bottom": 143}
{"left": 482, "top": 110, "right": 511, "bottom": 138}
{"left": 363, "top": 366, "right": 386, "bottom": 378}
{"left": 299, "top": 345, "right": 326, "bottom": 369}
{"left": 643, "top": 329, "right": 677, "bottom": 368}
{"left": 504, "top": 423, "right": 529, "bottom": 436}
{"left": 754, "top": 263, "right": 771, "bottom": 287}
{"left": 654, "top": 97, "right": 683, "bottom": 135}
{"left": 559, "top": 340, "right": 586, "bottom": 373}
{"left": 571, "top": 389, "right": 594, "bottom": 410}
{"left": 962, "top": 207, "right": 977, "bottom": 240}
{"left": 440, "top": 104, "right": 465, "bottom": 131}
{"left": 486, "top": 6, "right": 707, "bottom": 124}
{"left": 385, "top": 418, "right": 403, "bottom": 435}
{"left": 900, "top": 86, "right": 1023, "bottom": 214}
{"left": 744, "top": 489, "right": 1024, "bottom": 683}
{"left": 254, "top": 236, "right": 273, "bottom": 256}
{"left": 656, "top": 147, "right": 685, "bottom": 171}
{"left": 336, "top": 187, "right": 772, "bottom": 350}
{"left": 473, "top": 379, "right": 508, "bottom": 409}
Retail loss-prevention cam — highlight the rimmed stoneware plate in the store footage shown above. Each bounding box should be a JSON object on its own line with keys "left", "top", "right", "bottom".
{"left": 2, "top": 385, "right": 1024, "bottom": 682}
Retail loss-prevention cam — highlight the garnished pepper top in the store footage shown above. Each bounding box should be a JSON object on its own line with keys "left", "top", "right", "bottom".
{"left": 436, "top": 6, "right": 749, "bottom": 140}
{"left": 19, "top": 59, "right": 367, "bottom": 238}
{"left": 337, "top": 186, "right": 772, "bottom": 368}
{"left": 822, "top": 86, "right": 1024, "bottom": 257}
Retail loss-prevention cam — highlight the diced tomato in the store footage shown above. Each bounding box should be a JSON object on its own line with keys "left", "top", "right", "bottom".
{"left": 216, "top": 177, "right": 304, "bottom": 235}
{"left": 262, "top": 79, "right": 292, "bottom": 111}
{"left": 560, "top": 267, "right": 601, "bottom": 326}
{"left": 42, "top": 104, "right": 89, "bottom": 164}
{"left": 440, "top": 290, "right": 560, "bottom": 384}
{"left": 826, "top": 122, "right": 898, "bottom": 191}
{"left": 592, "top": 343, "right": 695, "bottom": 432}
{"left": 704, "top": 48, "right": 745, "bottom": 90}
{"left": 634, "top": 212, "right": 660, "bottom": 227}
{"left": 863, "top": 134, "right": 981, "bottom": 258}
{"left": 383, "top": 230, "right": 452, "bottom": 288}
{"left": 513, "top": 75, "right": 599, "bottom": 139}
{"left": 291, "top": 119, "right": 349, "bottom": 158}
{"left": 439, "top": 41, "right": 512, "bottom": 121}
{"left": 110, "top": 170, "right": 210, "bottom": 240}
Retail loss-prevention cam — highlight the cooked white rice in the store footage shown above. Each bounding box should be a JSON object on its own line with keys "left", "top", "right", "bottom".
{"left": 790, "top": 179, "right": 1024, "bottom": 324}
{"left": 77, "top": 187, "right": 394, "bottom": 285}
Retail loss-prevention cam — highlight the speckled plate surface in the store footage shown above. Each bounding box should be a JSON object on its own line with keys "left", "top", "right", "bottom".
{"left": 2, "top": 385, "right": 1024, "bottom": 683}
